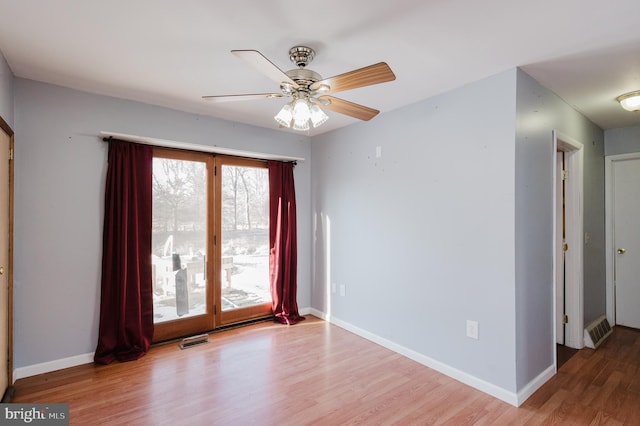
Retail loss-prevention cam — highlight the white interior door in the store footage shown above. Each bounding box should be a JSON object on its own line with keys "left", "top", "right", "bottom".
{"left": 0, "top": 125, "right": 10, "bottom": 395}
{"left": 554, "top": 131, "right": 584, "bottom": 349}
{"left": 613, "top": 158, "right": 640, "bottom": 329}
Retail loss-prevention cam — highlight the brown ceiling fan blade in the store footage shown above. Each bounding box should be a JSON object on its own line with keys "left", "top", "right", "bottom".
{"left": 318, "top": 96, "right": 379, "bottom": 121}
{"left": 202, "top": 93, "right": 283, "bottom": 103}
{"left": 231, "top": 50, "right": 299, "bottom": 89}
{"left": 311, "top": 62, "right": 395, "bottom": 94}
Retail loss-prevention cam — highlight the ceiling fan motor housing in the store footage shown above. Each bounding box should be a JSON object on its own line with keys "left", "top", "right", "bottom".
{"left": 281, "top": 47, "right": 324, "bottom": 98}
{"left": 285, "top": 68, "right": 322, "bottom": 90}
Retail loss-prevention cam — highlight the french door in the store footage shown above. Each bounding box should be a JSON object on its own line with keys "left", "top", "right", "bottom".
{"left": 151, "top": 149, "right": 271, "bottom": 341}
{"left": 216, "top": 157, "right": 272, "bottom": 326}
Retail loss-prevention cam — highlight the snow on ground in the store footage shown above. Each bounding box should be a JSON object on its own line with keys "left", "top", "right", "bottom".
{"left": 154, "top": 254, "right": 270, "bottom": 323}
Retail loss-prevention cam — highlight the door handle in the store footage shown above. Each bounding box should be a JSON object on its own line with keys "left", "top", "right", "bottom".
{"left": 0, "top": 266, "right": 3, "bottom": 275}
{"left": 617, "top": 248, "right": 626, "bottom": 254}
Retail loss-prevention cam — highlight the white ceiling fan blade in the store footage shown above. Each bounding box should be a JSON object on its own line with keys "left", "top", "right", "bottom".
{"left": 202, "top": 93, "right": 283, "bottom": 102}
{"left": 231, "top": 50, "right": 299, "bottom": 89}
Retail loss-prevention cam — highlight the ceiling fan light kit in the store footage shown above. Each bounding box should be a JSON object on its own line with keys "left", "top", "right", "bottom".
{"left": 275, "top": 96, "right": 329, "bottom": 130}
{"left": 616, "top": 90, "right": 640, "bottom": 112}
{"left": 203, "top": 46, "right": 396, "bottom": 131}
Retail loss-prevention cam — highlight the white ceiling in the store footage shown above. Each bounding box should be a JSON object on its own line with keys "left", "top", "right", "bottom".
{"left": 1, "top": 0, "right": 639, "bottom": 135}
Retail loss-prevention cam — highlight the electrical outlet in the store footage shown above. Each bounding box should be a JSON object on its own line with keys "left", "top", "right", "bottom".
{"left": 376, "top": 146, "right": 382, "bottom": 158}
{"left": 339, "top": 284, "right": 346, "bottom": 297}
{"left": 466, "top": 320, "right": 479, "bottom": 340}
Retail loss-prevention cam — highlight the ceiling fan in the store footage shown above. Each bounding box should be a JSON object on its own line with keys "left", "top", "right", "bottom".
{"left": 202, "top": 46, "right": 396, "bottom": 131}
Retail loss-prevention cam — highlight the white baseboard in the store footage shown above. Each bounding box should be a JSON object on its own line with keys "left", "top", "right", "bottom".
{"left": 13, "top": 352, "right": 95, "bottom": 383}
{"left": 516, "top": 364, "right": 555, "bottom": 405}
{"left": 299, "top": 306, "right": 312, "bottom": 316}
{"left": 309, "top": 308, "right": 553, "bottom": 407}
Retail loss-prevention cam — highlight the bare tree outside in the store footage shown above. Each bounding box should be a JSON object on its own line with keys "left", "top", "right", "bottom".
{"left": 222, "top": 166, "right": 268, "bottom": 232}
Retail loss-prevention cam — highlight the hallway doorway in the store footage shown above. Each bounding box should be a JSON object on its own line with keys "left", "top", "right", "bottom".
{"left": 553, "top": 130, "right": 584, "bottom": 367}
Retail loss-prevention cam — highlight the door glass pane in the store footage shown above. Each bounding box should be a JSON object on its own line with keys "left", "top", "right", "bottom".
{"left": 221, "top": 165, "right": 270, "bottom": 311}
{"left": 152, "top": 157, "right": 207, "bottom": 323}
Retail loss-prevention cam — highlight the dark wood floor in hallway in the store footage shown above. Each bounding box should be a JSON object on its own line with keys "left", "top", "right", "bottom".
{"left": 11, "top": 316, "right": 640, "bottom": 425}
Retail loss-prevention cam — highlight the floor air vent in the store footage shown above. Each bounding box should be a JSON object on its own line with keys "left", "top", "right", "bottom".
{"left": 179, "top": 334, "right": 209, "bottom": 350}
{"left": 584, "top": 315, "right": 612, "bottom": 349}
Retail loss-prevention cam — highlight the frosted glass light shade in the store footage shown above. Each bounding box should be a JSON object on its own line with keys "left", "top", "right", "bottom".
{"left": 292, "top": 99, "right": 311, "bottom": 121}
{"left": 292, "top": 99, "right": 311, "bottom": 130}
{"left": 310, "top": 104, "right": 329, "bottom": 128}
{"left": 617, "top": 91, "right": 640, "bottom": 112}
{"left": 274, "top": 103, "right": 293, "bottom": 127}
{"left": 292, "top": 116, "right": 310, "bottom": 131}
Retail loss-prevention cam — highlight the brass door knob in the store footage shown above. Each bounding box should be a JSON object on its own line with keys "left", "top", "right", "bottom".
{"left": 617, "top": 248, "right": 626, "bottom": 254}
{"left": 0, "top": 266, "right": 3, "bottom": 275}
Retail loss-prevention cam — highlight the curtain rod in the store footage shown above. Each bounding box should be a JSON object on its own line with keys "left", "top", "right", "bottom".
{"left": 100, "top": 131, "right": 305, "bottom": 163}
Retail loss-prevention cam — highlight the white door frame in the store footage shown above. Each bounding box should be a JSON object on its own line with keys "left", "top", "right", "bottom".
{"left": 552, "top": 130, "right": 584, "bottom": 350}
{"left": 555, "top": 152, "right": 565, "bottom": 345}
{"left": 605, "top": 152, "right": 640, "bottom": 325}
{"left": 0, "top": 117, "right": 13, "bottom": 393}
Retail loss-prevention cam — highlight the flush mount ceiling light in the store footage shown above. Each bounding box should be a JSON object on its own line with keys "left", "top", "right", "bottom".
{"left": 616, "top": 90, "right": 640, "bottom": 112}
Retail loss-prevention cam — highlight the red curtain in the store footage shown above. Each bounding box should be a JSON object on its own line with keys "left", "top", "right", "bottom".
{"left": 268, "top": 161, "right": 304, "bottom": 325}
{"left": 94, "top": 140, "right": 154, "bottom": 364}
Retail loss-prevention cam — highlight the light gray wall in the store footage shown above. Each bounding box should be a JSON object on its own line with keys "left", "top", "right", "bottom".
{"left": 0, "top": 50, "right": 13, "bottom": 127}
{"left": 514, "top": 69, "right": 605, "bottom": 389}
{"left": 605, "top": 124, "right": 640, "bottom": 155}
{"left": 13, "top": 78, "right": 311, "bottom": 369}
{"left": 312, "top": 70, "right": 520, "bottom": 392}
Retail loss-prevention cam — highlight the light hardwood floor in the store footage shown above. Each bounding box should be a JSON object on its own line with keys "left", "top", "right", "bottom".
{"left": 11, "top": 316, "right": 640, "bottom": 425}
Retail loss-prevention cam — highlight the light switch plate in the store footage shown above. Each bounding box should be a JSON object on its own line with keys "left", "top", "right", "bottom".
{"left": 466, "top": 320, "right": 479, "bottom": 339}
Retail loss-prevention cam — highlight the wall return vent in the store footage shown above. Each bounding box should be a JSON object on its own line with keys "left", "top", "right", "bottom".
{"left": 584, "top": 315, "right": 612, "bottom": 349}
